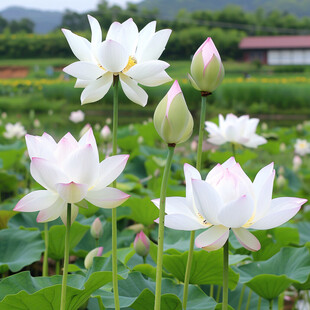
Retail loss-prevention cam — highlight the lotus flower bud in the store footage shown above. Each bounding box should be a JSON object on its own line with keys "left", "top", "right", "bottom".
{"left": 90, "top": 217, "right": 103, "bottom": 240}
{"left": 100, "top": 125, "right": 111, "bottom": 140}
{"left": 84, "top": 246, "right": 104, "bottom": 269}
{"left": 276, "top": 175, "right": 286, "bottom": 189}
{"left": 134, "top": 231, "right": 150, "bottom": 257}
{"left": 188, "top": 37, "right": 224, "bottom": 93}
{"left": 153, "top": 80, "right": 193, "bottom": 145}
{"left": 293, "top": 155, "right": 302, "bottom": 172}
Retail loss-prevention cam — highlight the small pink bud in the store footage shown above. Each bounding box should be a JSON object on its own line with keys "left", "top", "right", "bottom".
{"left": 100, "top": 125, "right": 111, "bottom": 140}
{"left": 90, "top": 217, "right": 103, "bottom": 240}
{"left": 134, "top": 231, "right": 150, "bottom": 257}
{"left": 84, "top": 246, "right": 104, "bottom": 269}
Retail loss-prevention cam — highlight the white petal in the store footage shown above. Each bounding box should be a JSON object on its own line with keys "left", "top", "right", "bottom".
{"left": 60, "top": 204, "right": 79, "bottom": 225}
{"left": 192, "top": 179, "right": 222, "bottom": 225}
{"left": 159, "top": 213, "right": 206, "bottom": 230}
{"left": 137, "top": 71, "right": 172, "bottom": 87}
{"left": 81, "top": 72, "right": 113, "bottom": 104}
{"left": 184, "top": 163, "right": 201, "bottom": 203}
{"left": 207, "top": 136, "right": 227, "bottom": 145}
{"left": 56, "top": 182, "right": 88, "bottom": 204}
{"left": 86, "top": 187, "right": 130, "bottom": 208}
{"left": 218, "top": 195, "right": 254, "bottom": 228}
{"left": 120, "top": 18, "right": 139, "bottom": 55}
{"left": 119, "top": 74, "right": 148, "bottom": 107}
{"left": 243, "top": 134, "right": 267, "bottom": 148}
{"left": 25, "top": 133, "right": 57, "bottom": 160}
{"left": 136, "top": 29, "right": 172, "bottom": 62}
{"left": 253, "top": 168, "right": 275, "bottom": 221}
{"left": 78, "top": 128, "right": 99, "bottom": 162}
{"left": 221, "top": 157, "right": 236, "bottom": 168}
{"left": 54, "top": 133, "right": 79, "bottom": 162}
{"left": 30, "top": 157, "right": 69, "bottom": 191}
{"left": 253, "top": 162, "right": 274, "bottom": 196}
{"left": 232, "top": 228, "right": 261, "bottom": 251}
{"left": 136, "top": 21, "right": 156, "bottom": 60}
{"left": 14, "top": 190, "right": 59, "bottom": 212}
{"left": 75, "top": 79, "right": 90, "bottom": 88}
{"left": 62, "top": 29, "right": 92, "bottom": 61}
{"left": 36, "top": 198, "right": 66, "bottom": 223}
{"left": 92, "top": 154, "right": 129, "bottom": 190}
{"left": 250, "top": 197, "right": 306, "bottom": 230}
{"left": 63, "top": 61, "right": 104, "bottom": 80}
{"left": 152, "top": 196, "right": 196, "bottom": 218}
{"left": 126, "top": 60, "right": 170, "bottom": 81}
{"left": 98, "top": 40, "right": 129, "bottom": 73}
{"left": 88, "top": 15, "right": 102, "bottom": 46}
{"left": 62, "top": 144, "right": 99, "bottom": 186}
{"left": 195, "top": 225, "right": 229, "bottom": 251}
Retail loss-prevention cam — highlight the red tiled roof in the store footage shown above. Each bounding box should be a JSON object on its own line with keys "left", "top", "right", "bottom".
{"left": 239, "top": 36, "right": 310, "bottom": 49}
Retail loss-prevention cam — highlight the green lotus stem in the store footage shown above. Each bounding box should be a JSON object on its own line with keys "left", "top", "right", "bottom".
{"left": 238, "top": 284, "right": 246, "bottom": 310}
{"left": 257, "top": 296, "right": 261, "bottom": 310}
{"left": 183, "top": 94, "right": 208, "bottom": 309}
{"left": 278, "top": 292, "right": 284, "bottom": 310}
{"left": 154, "top": 145, "right": 175, "bottom": 310}
{"left": 209, "top": 284, "right": 214, "bottom": 298}
{"left": 231, "top": 143, "right": 236, "bottom": 158}
{"left": 222, "top": 239, "right": 229, "bottom": 310}
{"left": 245, "top": 289, "right": 252, "bottom": 310}
{"left": 96, "top": 296, "right": 105, "bottom": 310}
{"left": 55, "top": 260, "right": 60, "bottom": 275}
{"left": 269, "top": 299, "right": 273, "bottom": 310}
{"left": 112, "top": 75, "right": 120, "bottom": 310}
{"left": 216, "top": 285, "right": 221, "bottom": 302}
{"left": 43, "top": 222, "right": 49, "bottom": 276}
{"left": 60, "top": 203, "right": 71, "bottom": 310}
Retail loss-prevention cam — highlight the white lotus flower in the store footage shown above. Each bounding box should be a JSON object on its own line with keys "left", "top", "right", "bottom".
{"left": 63, "top": 15, "right": 172, "bottom": 106}
{"left": 14, "top": 128, "right": 130, "bottom": 223}
{"left": 294, "top": 139, "right": 310, "bottom": 156}
{"left": 205, "top": 114, "right": 267, "bottom": 148}
{"left": 69, "top": 110, "right": 85, "bottom": 123}
{"left": 152, "top": 158, "right": 306, "bottom": 251}
{"left": 3, "top": 122, "right": 26, "bottom": 139}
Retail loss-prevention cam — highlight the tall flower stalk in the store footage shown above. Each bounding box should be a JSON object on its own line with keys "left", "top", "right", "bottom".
{"left": 60, "top": 203, "right": 71, "bottom": 310}
{"left": 111, "top": 75, "right": 120, "bottom": 309}
{"left": 222, "top": 239, "right": 229, "bottom": 310}
{"left": 42, "top": 222, "right": 49, "bottom": 276}
{"left": 153, "top": 80, "right": 193, "bottom": 310}
{"left": 154, "top": 144, "right": 175, "bottom": 310}
{"left": 183, "top": 92, "right": 209, "bottom": 309}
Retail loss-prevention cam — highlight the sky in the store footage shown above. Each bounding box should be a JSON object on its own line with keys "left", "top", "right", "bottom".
{"left": 0, "top": 0, "right": 140, "bottom": 13}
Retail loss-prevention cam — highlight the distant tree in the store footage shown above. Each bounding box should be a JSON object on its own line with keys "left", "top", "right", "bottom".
{"left": 0, "top": 16, "right": 7, "bottom": 33}
{"left": 9, "top": 18, "right": 34, "bottom": 33}
{"left": 61, "top": 10, "right": 89, "bottom": 32}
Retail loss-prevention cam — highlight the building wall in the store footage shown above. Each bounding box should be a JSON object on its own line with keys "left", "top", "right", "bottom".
{"left": 267, "top": 49, "right": 310, "bottom": 65}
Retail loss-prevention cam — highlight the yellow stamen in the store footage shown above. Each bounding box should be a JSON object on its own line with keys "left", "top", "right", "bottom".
{"left": 123, "top": 56, "right": 137, "bottom": 73}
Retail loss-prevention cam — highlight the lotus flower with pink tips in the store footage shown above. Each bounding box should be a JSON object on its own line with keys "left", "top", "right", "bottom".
{"left": 14, "top": 128, "right": 130, "bottom": 223}
{"left": 152, "top": 157, "right": 306, "bottom": 251}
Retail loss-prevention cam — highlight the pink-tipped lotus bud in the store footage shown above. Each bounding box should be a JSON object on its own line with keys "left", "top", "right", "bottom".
{"left": 84, "top": 246, "right": 104, "bottom": 269}
{"left": 153, "top": 80, "right": 193, "bottom": 145}
{"left": 100, "top": 125, "right": 111, "bottom": 140}
{"left": 134, "top": 231, "right": 150, "bottom": 257}
{"left": 188, "top": 37, "right": 224, "bottom": 93}
{"left": 90, "top": 217, "right": 103, "bottom": 240}
{"left": 293, "top": 155, "right": 302, "bottom": 172}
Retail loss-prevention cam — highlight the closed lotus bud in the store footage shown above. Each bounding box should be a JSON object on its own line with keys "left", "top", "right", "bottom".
{"left": 293, "top": 155, "right": 302, "bottom": 172}
{"left": 153, "top": 80, "right": 193, "bottom": 145}
{"left": 188, "top": 37, "right": 224, "bottom": 93}
{"left": 100, "top": 125, "right": 111, "bottom": 140}
{"left": 134, "top": 231, "right": 150, "bottom": 257}
{"left": 90, "top": 217, "right": 103, "bottom": 240}
{"left": 84, "top": 246, "right": 104, "bottom": 269}
{"left": 279, "top": 143, "right": 286, "bottom": 152}
{"left": 276, "top": 175, "right": 286, "bottom": 189}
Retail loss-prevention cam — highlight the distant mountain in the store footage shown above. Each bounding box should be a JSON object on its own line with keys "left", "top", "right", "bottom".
{"left": 139, "top": 0, "right": 310, "bottom": 19}
{"left": 0, "top": 6, "right": 63, "bottom": 34}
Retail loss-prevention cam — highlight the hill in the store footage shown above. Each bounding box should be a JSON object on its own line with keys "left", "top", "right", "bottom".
{"left": 138, "top": 0, "right": 310, "bottom": 19}
{"left": 0, "top": 6, "right": 63, "bottom": 34}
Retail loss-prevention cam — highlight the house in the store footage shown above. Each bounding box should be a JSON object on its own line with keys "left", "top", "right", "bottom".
{"left": 239, "top": 36, "right": 310, "bottom": 65}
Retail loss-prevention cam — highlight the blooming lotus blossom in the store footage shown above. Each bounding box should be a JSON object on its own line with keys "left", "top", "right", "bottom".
{"left": 205, "top": 114, "right": 267, "bottom": 148}
{"left": 153, "top": 80, "right": 193, "bottom": 144}
{"left": 3, "top": 122, "right": 26, "bottom": 139}
{"left": 294, "top": 139, "right": 310, "bottom": 156}
{"left": 152, "top": 158, "right": 306, "bottom": 251}
{"left": 63, "top": 15, "right": 172, "bottom": 106}
{"left": 69, "top": 110, "right": 85, "bottom": 123}
{"left": 188, "top": 37, "right": 224, "bottom": 93}
{"left": 14, "top": 129, "right": 130, "bottom": 223}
